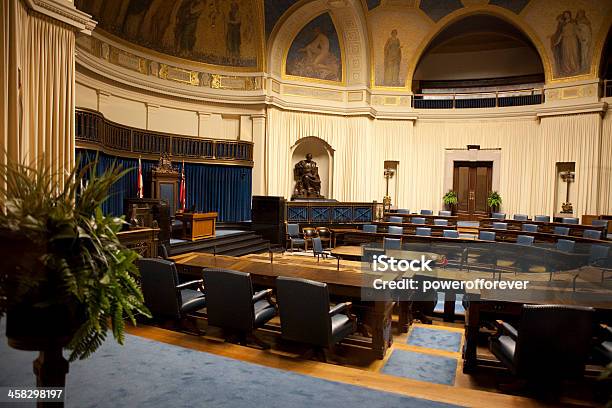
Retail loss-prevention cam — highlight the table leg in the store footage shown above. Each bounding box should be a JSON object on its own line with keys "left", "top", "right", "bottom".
{"left": 462, "top": 302, "right": 479, "bottom": 373}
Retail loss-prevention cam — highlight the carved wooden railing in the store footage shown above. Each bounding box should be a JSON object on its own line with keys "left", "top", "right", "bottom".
{"left": 75, "top": 108, "right": 253, "bottom": 166}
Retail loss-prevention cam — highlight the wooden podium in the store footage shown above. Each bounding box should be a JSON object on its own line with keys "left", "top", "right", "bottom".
{"left": 176, "top": 212, "right": 217, "bottom": 241}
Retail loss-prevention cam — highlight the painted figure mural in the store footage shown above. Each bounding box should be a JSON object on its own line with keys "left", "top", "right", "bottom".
{"left": 383, "top": 29, "right": 403, "bottom": 87}
{"left": 76, "top": 0, "right": 260, "bottom": 68}
{"left": 286, "top": 13, "right": 342, "bottom": 82}
{"left": 550, "top": 10, "right": 592, "bottom": 77}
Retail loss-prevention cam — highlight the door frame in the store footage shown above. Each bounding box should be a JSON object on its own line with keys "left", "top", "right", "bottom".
{"left": 443, "top": 148, "right": 501, "bottom": 195}
{"left": 453, "top": 161, "right": 494, "bottom": 220}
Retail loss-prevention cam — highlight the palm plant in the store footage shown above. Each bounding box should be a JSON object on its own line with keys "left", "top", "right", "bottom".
{"left": 442, "top": 190, "right": 458, "bottom": 207}
{"left": 487, "top": 191, "right": 502, "bottom": 212}
{"left": 0, "top": 158, "right": 150, "bottom": 362}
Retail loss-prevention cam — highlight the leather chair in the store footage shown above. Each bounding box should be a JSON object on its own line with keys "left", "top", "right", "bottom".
{"left": 439, "top": 210, "right": 452, "bottom": 216}
{"left": 137, "top": 258, "right": 206, "bottom": 330}
{"left": 556, "top": 239, "right": 575, "bottom": 253}
{"left": 416, "top": 227, "right": 431, "bottom": 237}
{"left": 554, "top": 226, "right": 570, "bottom": 236}
{"left": 562, "top": 217, "right": 579, "bottom": 224}
{"left": 513, "top": 214, "right": 528, "bottom": 221}
{"left": 535, "top": 215, "right": 550, "bottom": 222}
{"left": 302, "top": 227, "right": 318, "bottom": 251}
{"left": 522, "top": 224, "right": 538, "bottom": 232}
{"left": 158, "top": 244, "right": 170, "bottom": 259}
{"left": 492, "top": 222, "right": 508, "bottom": 230}
{"left": 583, "top": 229, "right": 602, "bottom": 240}
{"left": 443, "top": 230, "right": 459, "bottom": 238}
{"left": 287, "top": 224, "right": 305, "bottom": 251}
{"left": 592, "top": 219, "right": 608, "bottom": 233}
{"left": 397, "top": 208, "right": 410, "bottom": 214}
{"left": 362, "top": 224, "right": 377, "bottom": 233}
{"left": 202, "top": 268, "right": 277, "bottom": 348}
{"left": 316, "top": 226, "right": 332, "bottom": 248}
{"left": 420, "top": 209, "right": 433, "bottom": 215}
{"left": 489, "top": 305, "right": 594, "bottom": 382}
{"left": 587, "top": 244, "right": 612, "bottom": 282}
{"left": 479, "top": 231, "right": 496, "bottom": 241}
{"left": 434, "top": 219, "right": 448, "bottom": 226}
{"left": 388, "top": 216, "right": 403, "bottom": 223}
{"left": 276, "top": 277, "right": 356, "bottom": 361}
{"left": 492, "top": 212, "right": 506, "bottom": 220}
{"left": 384, "top": 238, "right": 401, "bottom": 250}
{"left": 411, "top": 217, "right": 426, "bottom": 225}
{"left": 388, "top": 226, "right": 403, "bottom": 235}
{"left": 312, "top": 237, "right": 339, "bottom": 267}
{"left": 516, "top": 235, "right": 534, "bottom": 246}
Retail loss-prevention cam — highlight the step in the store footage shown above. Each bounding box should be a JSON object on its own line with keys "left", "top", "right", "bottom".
{"left": 223, "top": 242, "right": 271, "bottom": 257}
{"left": 212, "top": 237, "right": 269, "bottom": 254}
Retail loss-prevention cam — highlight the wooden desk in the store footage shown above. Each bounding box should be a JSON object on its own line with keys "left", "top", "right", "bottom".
{"left": 384, "top": 213, "right": 458, "bottom": 225}
{"left": 331, "top": 228, "right": 478, "bottom": 247}
{"left": 478, "top": 227, "right": 612, "bottom": 246}
{"left": 176, "top": 212, "right": 217, "bottom": 240}
{"left": 374, "top": 222, "right": 457, "bottom": 236}
{"left": 479, "top": 218, "right": 606, "bottom": 239}
{"left": 331, "top": 245, "right": 443, "bottom": 263}
{"left": 172, "top": 253, "right": 396, "bottom": 359}
{"left": 118, "top": 227, "right": 159, "bottom": 257}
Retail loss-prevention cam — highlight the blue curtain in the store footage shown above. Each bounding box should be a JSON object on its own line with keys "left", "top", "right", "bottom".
{"left": 77, "top": 149, "right": 252, "bottom": 222}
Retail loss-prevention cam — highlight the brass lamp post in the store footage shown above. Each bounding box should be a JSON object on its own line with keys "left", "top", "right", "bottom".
{"left": 383, "top": 167, "right": 395, "bottom": 212}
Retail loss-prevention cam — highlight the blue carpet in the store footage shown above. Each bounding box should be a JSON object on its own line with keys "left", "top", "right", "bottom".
{"left": 0, "top": 320, "right": 459, "bottom": 408}
{"left": 382, "top": 350, "right": 457, "bottom": 386}
{"left": 407, "top": 327, "right": 462, "bottom": 353}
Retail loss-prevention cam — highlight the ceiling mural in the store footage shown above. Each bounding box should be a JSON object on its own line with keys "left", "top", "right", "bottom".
{"left": 285, "top": 13, "right": 343, "bottom": 82}
{"left": 419, "top": 0, "right": 464, "bottom": 22}
{"left": 489, "top": 0, "right": 531, "bottom": 15}
{"left": 264, "top": 0, "right": 298, "bottom": 39}
{"left": 76, "top": 0, "right": 263, "bottom": 69}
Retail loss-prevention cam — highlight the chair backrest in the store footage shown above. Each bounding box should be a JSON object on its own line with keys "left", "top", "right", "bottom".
{"left": 554, "top": 226, "right": 570, "bottom": 236}
{"left": 434, "top": 219, "right": 448, "bottom": 226}
{"left": 384, "top": 238, "right": 401, "bottom": 250}
{"left": 276, "top": 277, "right": 332, "bottom": 348}
{"left": 388, "top": 226, "right": 403, "bottom": 235}
{"left": 514, "top": 305, "right": 594, "bottom": 379}
{"left": 158, "top": 244, "right": 170, "bottom": 259}
{"left": 562, "top": 217, "right": 579, "bottom": 224}
{"left": 363, "top": 246, "right": 385, "bottom": 262}
{"left": 492, "top": 212, "right": 506, "bottom": 220}
{"left": 202, "top": 269, "right": 255, "bottom": 332}
{"left": 516, "top": 235, "right": 534, "bottom": 246}
{"left": 388, "top": 216, "right": 403, "bottom": 223}
{"left": 397, "top": 208, "right": 410, "bottom": 214}
{"left": 438, "top": 210, "right": 452, "bottom": 216}
{"left": 534, "top": 215, "right": 550, "bottom": 223}
{"left": 479, "top": 231, "right": 496, "bottom": 241}
{"left": 522, "top": 224, "right": 538, "bottom": 232}
{"left": 443, "top": 230, "right": 459, "bottom": 238}
{"left": 583, "top": 229, "right": 601, "bottom": 240}
{"left": 556, "top": 239, "right": 575, "bottom": 252}
{"left": 316, "top": 227, "right": 331, "bottom": 238}
{"left": 513, "top": 214, "right": 528, "bottom": 221}
{"left": 589, "top": 244, "right": 610, "bottom": 263}
{"left": 362, "top": 224, "right": 377, "bottom": 233}
{"left": 411, "top": 217, "right": 426, "bottom": 225}
{"left": 137, "top": 258, "right": 181, "bottom": 320}
{"left": 592, "top": 219, "right": 608, "bottom": 230}
{"left": 312, "top": 237, "right": 324, "bottom": 254}
{"left": 420, "top": 209, "right": 433, "bottom": 215}
{"left": 287, "top": 223, "right": 300, "bottom": 237}
{"left": 303, "top": 227, "right": 318, "bottom": 238}
{"left": 492, "top": 222, "right": 508, "bottom": 230}
{"left": 415, "top": 227, "right": 431, "bottom": 237}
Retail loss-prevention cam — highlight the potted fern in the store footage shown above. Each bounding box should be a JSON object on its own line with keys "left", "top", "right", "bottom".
{"left": 487, "top": 191, "right": 502, "bottom": 214}
{"left": 0, "top": 159, "right": 150, "bottom": 390}
{"left": 442, "top": 190, "right": 458, "bottom": 213}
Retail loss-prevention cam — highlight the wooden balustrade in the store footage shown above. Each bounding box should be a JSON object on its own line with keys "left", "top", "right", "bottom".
{"left": 75, "top": 108, "right": 253, "bottom": 166}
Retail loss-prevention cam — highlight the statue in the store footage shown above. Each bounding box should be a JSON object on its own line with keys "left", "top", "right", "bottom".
{"left": 292, "top": 153, "right": 323, "bottom": 199}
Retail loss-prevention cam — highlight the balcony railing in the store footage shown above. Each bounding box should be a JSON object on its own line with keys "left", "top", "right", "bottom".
{"left": 411, "top": 88, "right": 544, "bottom": 109}
{"left": 75, "top": 109, "right": 253, "bottom": 166}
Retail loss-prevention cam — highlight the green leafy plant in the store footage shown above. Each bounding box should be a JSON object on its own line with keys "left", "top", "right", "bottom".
{"left": 0, "top": 158, "right": 150, "bottom": 361}
{"left": 487, "top": 191, "right": 502, "bottom": 210}
{"left": 442, "top": 190, "right": 458, "bottom": 206}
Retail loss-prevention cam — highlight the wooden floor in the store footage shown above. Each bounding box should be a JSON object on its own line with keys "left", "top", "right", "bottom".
{"left": 134, "top": 251, "right": 602, "bottom": 408}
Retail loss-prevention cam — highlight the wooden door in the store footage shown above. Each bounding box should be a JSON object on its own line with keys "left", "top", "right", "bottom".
{"left": 453, "top": 161, "right": 493, "bottom": 221}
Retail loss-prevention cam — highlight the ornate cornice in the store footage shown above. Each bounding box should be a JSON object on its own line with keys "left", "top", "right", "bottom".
{"left": 23, "top": 0, "right": 96, "bottom": 34}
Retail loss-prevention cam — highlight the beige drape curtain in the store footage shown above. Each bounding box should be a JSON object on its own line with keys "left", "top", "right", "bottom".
{"left": 266, "top": 108, "right": 607, "bottom": 217}
{"left": 0, "top": 0, "right": 76, "bottom": 186}
{"left": 600, "top": 111, "right": 612, "bottom": 214}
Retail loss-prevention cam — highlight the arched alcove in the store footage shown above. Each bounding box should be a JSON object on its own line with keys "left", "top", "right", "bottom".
{"left": 290, "top": 137, "right": 334, "bottom": 199}
{"left": 412, "top": 14, "right": 545, "bottom": 93}
{"left": 600, "top": 25, "right": 612, "bottom": 81}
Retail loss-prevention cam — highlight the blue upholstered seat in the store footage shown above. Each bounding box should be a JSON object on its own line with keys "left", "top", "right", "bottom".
{"left": 583, "top": 229, "right": 602, "bottom": 240}
{"left": 516, "top": 235, "right": 534, "bottom": 246}
{"left": 479, "top": 231, "right": 496, "bottom": 241}
{"left": 592, "top": 219, "right": 608, "bottom": 231}
{"left": 522, "top": 224, "right": 538, "bottom": 232}
{"left": 492, "top": 222, "right": 508, "bottom": 230}
{"left": 534, "top": 215, "right": 550, "bottom": 222}
{"left": 492, "top": 212, "right": 506, "bottom": 220}
{"left": 562, "top": 217, "right": 579, "bottom": 224}
{"left": 420, "top": 209, "right": 433, "bottom": 215}
{"left": 443, "top": 230, "right": 459, "bottom": 238}
{"left": 556, "top": 239, "right": 575, "bottom": 252}
{"left": 362, "top": 224, "right": 377, "bottom": 233}
{"left": 384, "top": 238, "right": 401, "bottom": 250}
{"left": 434, "top": 219, "right": 448, "bottom": 226}
{"left": 415, "top": 227, "right": 431, "bottom": 237}
{"left": 388, "top": 226, "right": 403, "bottom": 235}
{"left": 438, "top": 210, "right": 452, "bottom": 216}
{"left": 554, "top": 226, "right": 570, "bottom": 236}
{"left": 411, "top": 217, "right": 426, "bottom": 225}
{"left": 388, "top": 216, "right": 403, "bottom": 223}
{"left": 513, "top": 214, "right": 528, "bottom": 221}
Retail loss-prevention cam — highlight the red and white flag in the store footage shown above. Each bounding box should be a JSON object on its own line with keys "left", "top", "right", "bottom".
{"left": 179, "top": 161, "right": 186, "bottom": 211}
{"left": 137, "top": 157, "right": 143, "bottom": 199}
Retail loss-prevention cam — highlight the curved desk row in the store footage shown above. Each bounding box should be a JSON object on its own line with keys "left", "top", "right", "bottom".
{"left": 479, "top": 218, "right": 607, "bottom": 238}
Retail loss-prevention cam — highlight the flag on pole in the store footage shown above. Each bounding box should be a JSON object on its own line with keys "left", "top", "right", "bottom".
{"left": 137, "top": 157, "right": 143, "bottom": 199}
{"left": 179, "top": 161, "right": 186, "bottom": 211}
